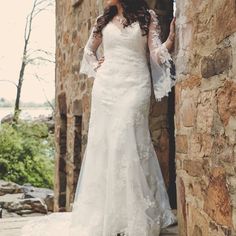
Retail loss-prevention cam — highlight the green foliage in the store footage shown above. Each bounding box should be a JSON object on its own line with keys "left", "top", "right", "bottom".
{"left": 0, "top": 121, "right": 55, "bottom": 189}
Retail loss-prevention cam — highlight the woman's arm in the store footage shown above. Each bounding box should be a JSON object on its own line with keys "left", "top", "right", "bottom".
{"left": 164, "top": 18, "right": 176, "bottom": 52}
{"left": 147, "top": 9, "right": 176, "bottom": 101}
{"left": 79, "top": 16, "right": 103, "bottom": 78}
{"left": 147, "top": 9, "right": 175, "bottom": 64}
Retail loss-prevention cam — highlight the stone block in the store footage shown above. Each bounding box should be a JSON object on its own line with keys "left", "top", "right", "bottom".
{"left": 176, "top": 176, "right": 187, "bottom": 236}
{"left": 180, "top": 76, "right": 201, "bottom": 90}
{"left": 188, "top": 204, "right": 209, "bottom": 236}
{"left": 214, "top": 0, "right": 236, "bottom": 44}
{"left": 188, "top": 178, "right": 207, "bottom": 201}
{"left": 201, "top": 46, "right": 232, "bottom": 78}
{"left": 211, "top": 134, "right": 234, "bottom": 165}
{"left": 196, "top": 91, "right": 215, "bottom": 133}
{"left": 82, "top": 94, "right": 90, "bottom": 113}
{"left": 183, "top": 159, "right": 209, "bottom": 177}
{"left": 203, "top": 167, "right": 232, "bottom": 227}
{"left": 176, "top": 135, "right": 188, "bottom": 154}
{"left": 72, "top": 99, "right": 82, "bottom": 116}
{"left": 217, "top": 80, "right": 236, "bottom": 126}
{"left": 0, "top": 180, "right": 23, "bottom": 196}
{"left": 225, "top": 116, "right": 236, "bottom": 146}
{"left": 58, "top": 92, "right": 67, "bottom": 115}
{"left": 181, "top": 97, "right": 196, "bottom": 127}
{"left": 188, "top": 134, "right": 211, "bottom": 161}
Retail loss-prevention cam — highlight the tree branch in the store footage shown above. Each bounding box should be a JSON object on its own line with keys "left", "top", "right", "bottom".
{"left": 0, "top": 80, "right": 18, "bottom": 88}
{"left": 34, "top": 74, "right": 55, "bottom": 112}
{"left": 26, "top": 56, "right": 55, "bottom": 64}
{"left": 26, "top": 49, "right": 55, "bottom": 58}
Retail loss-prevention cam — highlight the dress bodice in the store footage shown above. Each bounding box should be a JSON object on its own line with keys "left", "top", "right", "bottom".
{"left": 95, "top": 20, "right": 150, "bottom": 79}
{"left": 79, "top": 9, "right": 176, "bottom": 101}
{"left": 102, "top": 21, "right": 148, "bottom": 64}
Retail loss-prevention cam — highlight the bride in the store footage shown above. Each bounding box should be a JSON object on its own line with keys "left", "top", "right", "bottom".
{"left": 21, "top": 0, "right": 177, "bottom": 235}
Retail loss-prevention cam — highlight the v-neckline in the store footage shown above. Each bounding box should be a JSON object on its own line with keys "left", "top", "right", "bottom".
{"left": 109, "top": 20, "right": 126, "bottom": 32}
{"left": 109, "top": 20, "right": 138, "bottom": 33}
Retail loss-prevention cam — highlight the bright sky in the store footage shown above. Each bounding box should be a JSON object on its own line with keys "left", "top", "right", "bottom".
{"left": 0, "top": 0, "right": 55, "bottom": 103}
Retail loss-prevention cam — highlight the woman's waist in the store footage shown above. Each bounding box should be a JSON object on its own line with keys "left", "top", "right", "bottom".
{"left": 103, "top": 51, "right": 147, "bottom": 63}
{"left": 100, "top": 56, "right": 149, "bottom": 71}
{"left": 97, "top": 61, "right": 150, "bottom": 76}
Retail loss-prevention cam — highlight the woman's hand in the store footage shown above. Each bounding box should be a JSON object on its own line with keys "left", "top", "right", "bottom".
{"left": 94, "top": 56, "right": 105, "bottom": 72}
{"left": 164, "top": 17, "right": 176, "bottom": 52}
{"left": 98, "top": 56, "right": 105, "bottom": 66}
{"left": 169, "top": 17, "right": 176, "bottom": 38}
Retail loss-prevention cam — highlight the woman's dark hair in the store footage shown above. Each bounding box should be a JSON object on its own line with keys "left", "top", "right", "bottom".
{"left": 94, "top": 0, "right": 152, "bottom": 36}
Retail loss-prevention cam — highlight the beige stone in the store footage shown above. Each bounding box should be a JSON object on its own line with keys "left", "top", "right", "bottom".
{"left": 204, "top": 167, "right": 233, "bottom": 227}
{"left": 183, "top": 159, "right": 209, "bottom": 177}
{"left": 175, "top": 0, "right": 236, "bottom": 234}
{"left": 188, "top": 133, "right": 215, "bottom": 159}
{"left": 179, "top": 84, "right": 200, "bottom": 129}
{"left": 176, "top": 176, "right": 187, "bottom": 236}
{"left": 196, "top": 91, "right": 215, "bottom": 133}
{"left": 188, "top": 204, "right": 209, "bottom": 236}
{"left": 188, "top": 178, "right": 207, "bottom": 201}
{"left": 214, "top": 0, "right": 236, "bottom": 44}
{"left": 211, "top": 134, "right": 234, "bottom": 165}
{"left": 217, "top": 80, "right": 236, "bottom": 126}
{"left": 180, "top": 75, "right": 202, "bottom": 90}
{"left": 176, "top": 135, "right": 188, "bottom": 154}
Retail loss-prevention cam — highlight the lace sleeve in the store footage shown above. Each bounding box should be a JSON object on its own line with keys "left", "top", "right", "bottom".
{"left": 79, "top": 16, "right": 103, "bottom": 79}
{"left": 148, "top": 9, "right": 176, "bottom": 101}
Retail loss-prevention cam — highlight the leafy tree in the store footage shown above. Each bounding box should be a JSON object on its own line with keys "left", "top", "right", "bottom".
{"left": 0, "top": 121, "right": 54, "bottom": 189}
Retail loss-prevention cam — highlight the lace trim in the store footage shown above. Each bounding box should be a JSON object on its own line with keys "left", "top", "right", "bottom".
{"left": 148, "top": 9, "right": 176, "bottom": 102}
{"left": 79, "top": 15, "right": 103, "bottom": 79}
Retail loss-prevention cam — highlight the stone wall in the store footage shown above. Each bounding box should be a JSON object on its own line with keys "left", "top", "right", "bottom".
{"left": 175, "top": 0, "right": 236, "bottom": 235}
{"left": 54, "top": 0, "right": 100, "bottom": 212}
{"left": 54, "top": 0, "right": 176, "bottom": 212}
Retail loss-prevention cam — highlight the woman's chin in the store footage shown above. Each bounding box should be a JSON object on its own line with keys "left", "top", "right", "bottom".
{"left": 105, "top": 0, "right": 118, "bottom": 7}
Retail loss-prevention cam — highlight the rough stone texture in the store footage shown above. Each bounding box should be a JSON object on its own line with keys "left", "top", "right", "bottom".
{"left": 0, "top": 180, "right": 23, "bottom": 196}
{"left": 0, "top": 181, "right": 54, "bottom": 217}
{"left": 3, "top": 198, "right": 48, "bottom": 215}
{"left": 204, "top": 167, "right": 232, "bottom": 227}
{"left": 175, "top": 0, "right": 236, "bottom": 235}
{"left": 0, "top": 193, "right": 25, "bottom": 210}
{"left": 176, "top": 176, "right": 187, "bottom": 235}
{"left": 217, "top": 80, "right": 236, "bottom": 126}
{"left": 201, "top": 46, "right": 233, "bottom": 78}
{"left": 54, "top": 0, "right": 99, "bottom": 212}
{"left": 176, "top": 135, "right": 188, "bottom": 154}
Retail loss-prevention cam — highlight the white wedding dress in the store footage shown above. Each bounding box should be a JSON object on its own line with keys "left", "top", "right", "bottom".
{"left": 21, "top": 9, "right": 176, "bottom": 236}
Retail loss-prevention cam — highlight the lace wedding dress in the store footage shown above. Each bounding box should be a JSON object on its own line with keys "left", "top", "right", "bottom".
{"left": 21, "top": 9, "right": 176, "bottom": 236}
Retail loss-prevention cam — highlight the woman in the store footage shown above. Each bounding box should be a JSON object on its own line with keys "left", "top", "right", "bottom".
{"left": 21, "top": 0, "right": 177, "bottom": 235}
